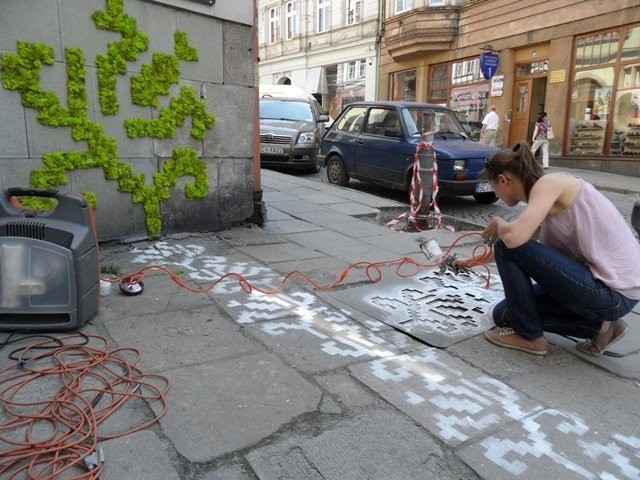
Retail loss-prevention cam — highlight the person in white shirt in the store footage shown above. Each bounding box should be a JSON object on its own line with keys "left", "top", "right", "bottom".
{"left": 479, "top": 105, "right": 499, "bottom": 146}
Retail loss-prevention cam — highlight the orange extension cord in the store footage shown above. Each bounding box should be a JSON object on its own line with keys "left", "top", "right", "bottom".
{"left": 105, "top": 231, "right": 495, "bottom": 296}
{"left": 0, "top": 333, "right": 169, "bottom": 479}
{"left": 0, "top": 198, "right": 492, "bottom": 479}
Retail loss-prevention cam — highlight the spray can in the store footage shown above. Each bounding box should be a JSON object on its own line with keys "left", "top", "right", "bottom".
{"left": 419, "top": 237, "right": 443, "bottom": 263}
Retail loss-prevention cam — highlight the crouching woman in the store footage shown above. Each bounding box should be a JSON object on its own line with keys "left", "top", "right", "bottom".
{"left": 455, "top": 141, "right": 640, "bottom": 356}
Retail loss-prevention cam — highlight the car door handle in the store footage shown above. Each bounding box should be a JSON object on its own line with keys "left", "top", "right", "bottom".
{"left": 357, "top": 138, "right": 365, "bottom": 144}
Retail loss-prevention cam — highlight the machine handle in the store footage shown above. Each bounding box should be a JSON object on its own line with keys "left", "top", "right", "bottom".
{"left": 8, "top": 187, "right": 60, "bottom": 198}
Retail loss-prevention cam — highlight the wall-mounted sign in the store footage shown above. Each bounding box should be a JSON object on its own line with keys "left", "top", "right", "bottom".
{"left": 491, "top": 75, "right": 504, "bottom": 97}
{"left": 549, "top": 69, "right": 566, "bottom": 83}
{"left": 480, "top": 53, "right": 500, "bottom": 80}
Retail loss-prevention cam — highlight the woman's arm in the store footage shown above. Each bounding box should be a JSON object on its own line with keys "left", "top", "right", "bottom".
{"left": 492, "top": 175, "right": 566, "bottom": 248}
{"left": 532, "top": 125, "right": 539, "bottom": 142}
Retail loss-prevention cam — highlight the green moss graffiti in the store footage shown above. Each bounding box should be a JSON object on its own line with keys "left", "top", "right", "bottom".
{"left": 0, "top": 0, "right": 215, "bottom": 237}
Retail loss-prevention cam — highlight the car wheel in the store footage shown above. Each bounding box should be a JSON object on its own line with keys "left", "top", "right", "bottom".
{"left": 473, "top": 192, "right": 499, "bottom": 204}
{"left": 308, "top": 159, "right": 322, "bottom": 173}
{"left": 326, "top": 156, "right": 349, "bottom": 186}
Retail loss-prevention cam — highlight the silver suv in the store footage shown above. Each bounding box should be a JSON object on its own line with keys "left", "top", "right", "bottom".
{"left": 259, "top": 92, "right": 330, "bottom": 172}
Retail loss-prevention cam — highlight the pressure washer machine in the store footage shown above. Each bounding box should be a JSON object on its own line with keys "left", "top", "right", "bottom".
{"left": 0, "top": 188, "right": 99, "bottom": 331}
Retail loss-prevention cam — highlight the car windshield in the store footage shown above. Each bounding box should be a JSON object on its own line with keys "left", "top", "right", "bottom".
{"left": 403, "top": 108, "right": 467, "bottom": 137}
{"left": 260, "top": 99, "right": 314, "bottom": 122}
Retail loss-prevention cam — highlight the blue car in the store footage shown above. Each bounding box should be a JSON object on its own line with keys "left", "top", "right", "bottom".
{"left": 319, "top": 101, "right": 499, "bottom": 204}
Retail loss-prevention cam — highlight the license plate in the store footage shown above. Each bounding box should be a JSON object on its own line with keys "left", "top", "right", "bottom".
{"left": 260, "top": 145, "right": 284, "bottom": 154}
{"left": 475, "top": 182, "right": 493, "bottom": 193}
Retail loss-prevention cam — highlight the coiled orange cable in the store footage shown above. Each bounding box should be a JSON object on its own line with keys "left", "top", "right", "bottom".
{"left": 0, "top": 333, "right": 169, "bottom": 479}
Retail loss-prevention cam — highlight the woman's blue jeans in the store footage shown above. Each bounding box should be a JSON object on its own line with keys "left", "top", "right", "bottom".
{"left": 491, "top": 239, "right": 638, "bottom": 340}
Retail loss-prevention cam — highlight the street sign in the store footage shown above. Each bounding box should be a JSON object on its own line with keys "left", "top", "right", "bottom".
{"left": 480, "top": 53, "right": 500, "bottom": 80}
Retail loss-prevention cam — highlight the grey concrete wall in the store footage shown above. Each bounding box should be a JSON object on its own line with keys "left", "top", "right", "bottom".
{"left": 0, "top": 0, "right": 255, "bottom": 242}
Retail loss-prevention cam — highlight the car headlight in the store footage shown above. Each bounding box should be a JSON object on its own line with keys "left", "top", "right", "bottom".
{"left": 297, "top": 132, "right": 316, "bottom": 145}
{"left": 453, "top": 159, "right": 466, "bottom": 171}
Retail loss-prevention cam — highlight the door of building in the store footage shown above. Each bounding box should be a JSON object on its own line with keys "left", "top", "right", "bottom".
{"left": 509, "top": 79, "right": 533, "bottom": 145}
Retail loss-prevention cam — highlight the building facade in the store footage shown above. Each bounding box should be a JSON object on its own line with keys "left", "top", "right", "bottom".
{"left": 260, "top": 0, "right": 640, "bottom": 175}
{"left": 257, "top": 0, "right": 382, "bottom": 120}
{"left": 380, "top": 0, "right": 640, "bottom": 175}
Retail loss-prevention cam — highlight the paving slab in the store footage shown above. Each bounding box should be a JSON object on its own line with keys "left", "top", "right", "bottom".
{"left": 103, "top": 305, "right": 263, "bottom": 372}
{"left": 324, "top": 201, "right": 382, "bottom": 216}
{"left": 349, "top": 348, "right": 543, "bottom": 447}
{"left": 457, "top": 408, "right": 640, "bottom": 480}
{"left": 260, "top": 218, "right": 325, "bottom": 235}
{"left": 154, "top": 351, "right": 322, "bottom": 462}
{"left": 242, "top": 312, "right": 400, "bottom": 373}
{"left": 313, "top": 372, "right": 386, "bottom": 411}
{"left": 236, "top": 242, "right": 326, "bottom": 264}
{"left": 102, "top": 430, "right": 182, "bottom": 480}
{"left": 247, "top": 409, "right": 479, "bottom": 480}
{"left": 289, "top": 207, "right": 366, "bottom": 227}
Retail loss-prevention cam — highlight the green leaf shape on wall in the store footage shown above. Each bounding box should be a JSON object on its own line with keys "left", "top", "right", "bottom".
{"left": 174, "top": 31, "right": 199, "bottom": 62}
{"left": 125, "top": 85, "right": 215, "bottom": 139}
{"left": 0, "top": 0, "right": 217, "bottom": 238}
{"left": 93, "top": 0, "right": 149, "bottom": 114}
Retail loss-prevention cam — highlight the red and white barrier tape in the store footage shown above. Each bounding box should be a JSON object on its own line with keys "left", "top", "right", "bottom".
{"left": 386, "top": 137, "right": 442, "bottom": 231}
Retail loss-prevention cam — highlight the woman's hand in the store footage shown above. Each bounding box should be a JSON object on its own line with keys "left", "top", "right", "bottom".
{"left": 451, "top": 256, "right": 474, "bottom": 270}
{"left": 481, "top": 218, "right": 500, "bottom": 244}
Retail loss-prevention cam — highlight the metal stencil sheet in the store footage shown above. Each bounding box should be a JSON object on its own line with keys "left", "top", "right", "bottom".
{"left": 330, "top": 269, "right": 504, "bottom": 347}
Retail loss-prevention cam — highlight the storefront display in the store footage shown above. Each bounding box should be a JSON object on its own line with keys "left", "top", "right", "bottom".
{"left": 568, "top": 26, "right": 639, "bottom": 157}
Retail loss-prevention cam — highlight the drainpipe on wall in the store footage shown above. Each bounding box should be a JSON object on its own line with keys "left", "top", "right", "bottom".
{"left": 251, "top": 0, "right": 266, "bottom": 225}
{"left": 374, "top": 0, "right": 385, "bottom": 100}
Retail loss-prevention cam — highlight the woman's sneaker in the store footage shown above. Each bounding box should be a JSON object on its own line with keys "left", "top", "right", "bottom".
{"left": 484, "top": 327, "right": 548, "bottom": 356}
{"left": 575, "top": 319, "right": 629, "bottom": 357}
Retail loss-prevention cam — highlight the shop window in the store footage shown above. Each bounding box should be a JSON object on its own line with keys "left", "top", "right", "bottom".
{"left": 430, "top": 64, "right": 449, "bottom": 102}
{"left": 613, "top": 63, "right": 640, "bottom": 156}
{"left": 621, "top": 26, "right": 640, "bottom": 62}
{"left": 449, "top": 85, "right": 489, "bottom": 127}
{"left": 575, "top": 32, "right": 619, "bottom": 68}
{"left": 390, "top": 70, "right": 416, "bottom": 101}
{"left": 570, "top": 24, "right": 639, "bottom": 157}
{"left": 569, "top": 67, "right": 614, "bottom": 156}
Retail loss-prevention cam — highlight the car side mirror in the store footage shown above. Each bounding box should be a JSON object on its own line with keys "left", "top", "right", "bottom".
{"left": 318, "top": 114, "right": 330, "bottom": 123}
